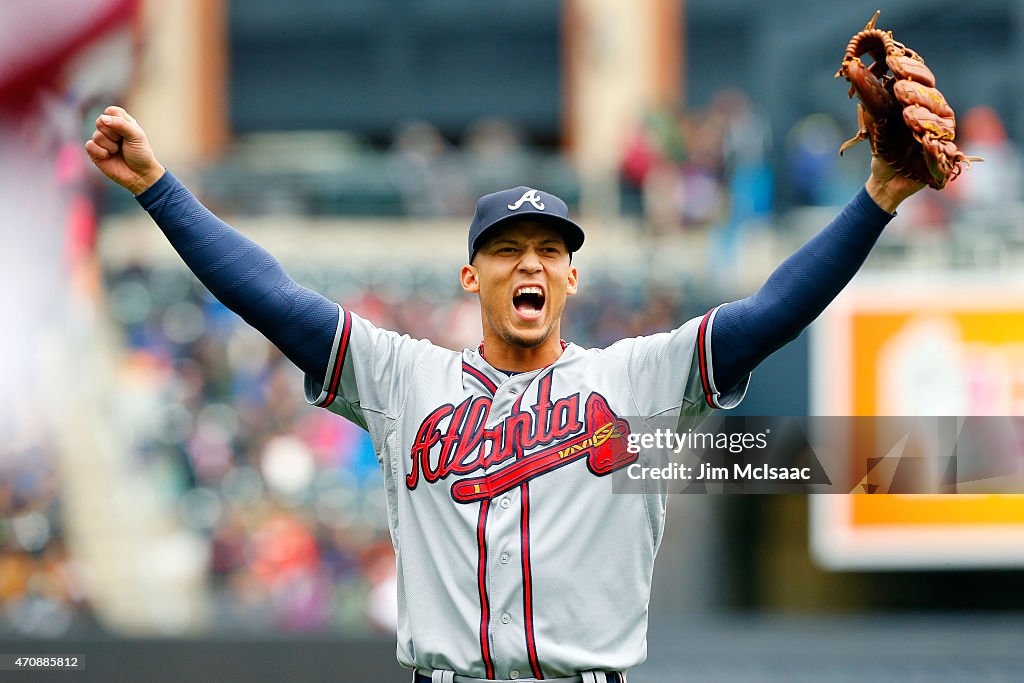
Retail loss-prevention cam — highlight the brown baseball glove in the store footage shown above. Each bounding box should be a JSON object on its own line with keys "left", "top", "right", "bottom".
{"left": 835, "top": 11, "right": 980, "bottom": 190}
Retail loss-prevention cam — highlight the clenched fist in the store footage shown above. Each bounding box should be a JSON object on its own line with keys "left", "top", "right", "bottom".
{"left": 84, "top": 105, "right": 165, "bottom": 195}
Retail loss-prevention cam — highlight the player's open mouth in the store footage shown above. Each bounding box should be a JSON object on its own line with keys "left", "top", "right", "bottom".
{"left": 513, "top": 285, "right": 545, "bottom": 320}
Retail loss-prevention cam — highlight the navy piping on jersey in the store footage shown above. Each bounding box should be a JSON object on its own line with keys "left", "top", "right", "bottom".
{"left": 476, "top": 500, "right": 496, "bottom": 680}
{"left": 520, "top": 456, "right": 543, "bottom": 680}
{"left": 463, "top": 361, "right": 498, "bottom": 395}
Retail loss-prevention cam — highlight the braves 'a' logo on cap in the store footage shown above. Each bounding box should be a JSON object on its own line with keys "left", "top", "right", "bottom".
{"left": 507, "top": 189, "right": 545, "bottom": 212}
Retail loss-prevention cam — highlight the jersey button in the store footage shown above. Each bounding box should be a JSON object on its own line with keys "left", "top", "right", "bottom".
{"left": 509, "top": 671, "right": 520, "bottom": 680}
{"left": 500, "top": 613, "right": 511, "bottom": 625}
{"left": 499, "top": 552, "right": 510, "bottom": 564}
{"left": 500, "top": 498, "right": 511, "bottom": 509}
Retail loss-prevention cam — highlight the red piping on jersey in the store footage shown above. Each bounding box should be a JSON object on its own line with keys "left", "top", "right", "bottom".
{"left": 318, "top": 308, "right": 352, "bottom": 407}
{"left": 463, "top": 361, "right": 498, "bottom": 395}
{"left": 520, "top": 483, "right": 543, "bottom": 679}
{"left": 477, "top": 500, "right": 495, "bottom": 679}
{"left": 696, "top": 307, "right": 717, "bottom": 409}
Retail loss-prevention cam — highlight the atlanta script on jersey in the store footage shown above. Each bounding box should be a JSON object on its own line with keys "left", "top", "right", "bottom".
{"left": 305, "top": 305, "right": 747, "bottom": 679}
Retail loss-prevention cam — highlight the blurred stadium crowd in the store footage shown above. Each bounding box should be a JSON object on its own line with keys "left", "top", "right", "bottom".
{"left": 620, "top": 93, "right": 1022, "bottom": 238}
{"left": 157, "top": 95, "right": 1024, "bottom": 250}
{"left": 0, "top": 438, "right": 95, "bottom": 637}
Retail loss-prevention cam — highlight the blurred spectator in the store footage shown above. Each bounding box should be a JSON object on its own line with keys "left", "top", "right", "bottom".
{"left": 948, "top": 106, "right": 1022, "bottom": 209}
{"left": 621, "top": 107, "right": 687, "bottom": 191}
{"left": 709, "top": 89, "right": 773, "bottom": 272}
{"left": 461, "top": 117, "right": 533, "bottom": 197}
{"left": 621, "top": 94, "right": 763, "bottom": 236}
{"left": 621, "top": 106, "right": 690, "bottom": 232}
{"left": 387, "top": 121, "right": 472, "bottom": 217}
{"left": 786, "top": 113, "right": 846, "bottom": 207}
{"left": 674, "top": 106, "right": 727, "bottom": 230}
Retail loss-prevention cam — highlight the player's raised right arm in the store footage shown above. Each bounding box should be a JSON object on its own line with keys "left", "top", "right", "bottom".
{"left": 85, "top": 107, "right": 339, "bottom": 382}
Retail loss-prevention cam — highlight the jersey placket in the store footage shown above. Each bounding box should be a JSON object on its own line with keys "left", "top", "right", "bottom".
{"left": 478, "top": 372, "right": 540, "bottom": 681}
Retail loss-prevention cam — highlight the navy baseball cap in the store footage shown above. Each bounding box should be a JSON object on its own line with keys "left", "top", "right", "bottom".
{"left": 468, "top": 186, "right": 585, "bottom": 262}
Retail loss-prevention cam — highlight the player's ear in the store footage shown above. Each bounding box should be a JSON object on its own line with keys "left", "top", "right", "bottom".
{"left": 566, "top": 264, "right": 578, "bottom": 297}
{"left": 460, "top": 265, "right": 480, "bottom": 293}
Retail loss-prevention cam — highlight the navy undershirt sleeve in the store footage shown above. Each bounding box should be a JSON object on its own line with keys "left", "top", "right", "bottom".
{"left": 135, "top": 171, "right": 339, "bottom": 381}
{"left": 711, "top": 186, "right": 895, "bottom": 394}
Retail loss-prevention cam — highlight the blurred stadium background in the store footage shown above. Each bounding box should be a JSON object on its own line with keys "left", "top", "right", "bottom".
{"left": 3, "top": 0, "right": 1024, "bottom": 680}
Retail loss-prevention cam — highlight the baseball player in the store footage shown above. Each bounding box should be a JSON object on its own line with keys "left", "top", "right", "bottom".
{"left": 87, "top": 106, "right": 921, "bottom": 682}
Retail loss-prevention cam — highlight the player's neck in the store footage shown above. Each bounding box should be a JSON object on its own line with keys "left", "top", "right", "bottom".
{"left": 479, "top": 332, "right": 565, "bottom": 374}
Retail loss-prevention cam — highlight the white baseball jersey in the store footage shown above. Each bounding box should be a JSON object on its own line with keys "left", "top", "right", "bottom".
{"left": 305, "top": 304, "right": 747, "bottom": 679}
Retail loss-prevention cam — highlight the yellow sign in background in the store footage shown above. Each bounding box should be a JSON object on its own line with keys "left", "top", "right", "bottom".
{"left": 811, "top": 284, "right": 1024, "bottom": 568}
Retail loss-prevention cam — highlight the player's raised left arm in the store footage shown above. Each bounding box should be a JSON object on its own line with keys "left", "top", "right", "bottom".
{"left": 707, "top": 157, "right": 924, "bottom": 395}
